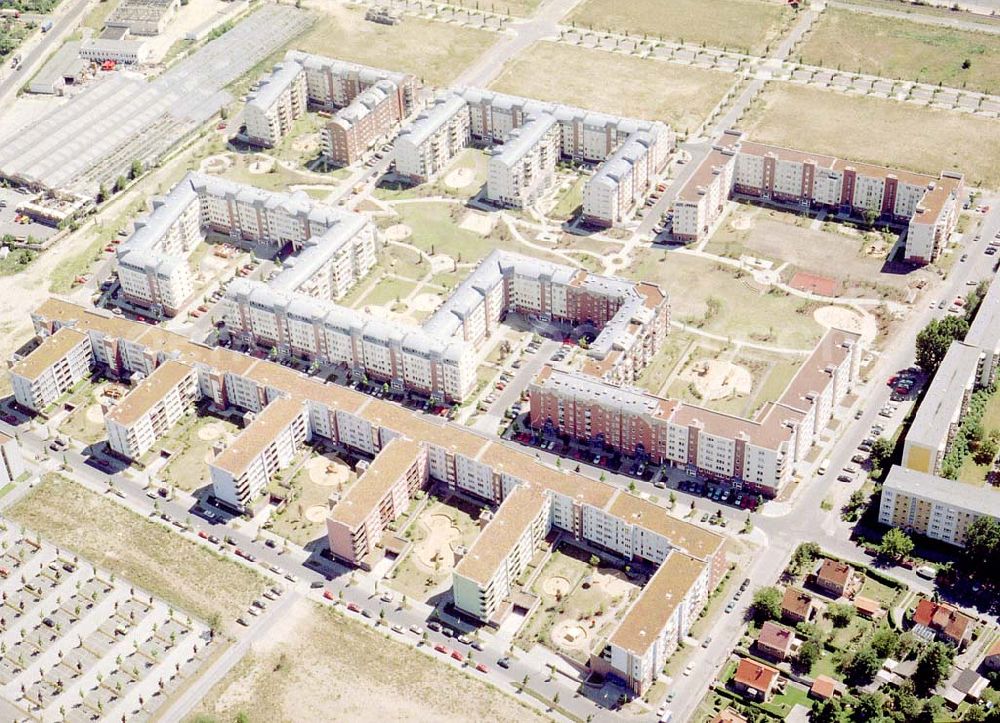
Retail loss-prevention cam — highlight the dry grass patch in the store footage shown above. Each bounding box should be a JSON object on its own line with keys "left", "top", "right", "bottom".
{"left": 188, "top": 597, "right": 546, "bottom": 722}
{"left": 799, "top": 8, "right": 1000, "bottom": 94}
{"left": 740, "top": 82, "right": 1000, "bottom": 188}
{"left": 568, "top": 0, "right": 792, "bottom": 55}
{"left": 5, "top": 474, "right": 268, "bottom": 627}
{"left": 298, "top": 2, "right": 498, "bottom": 85}
{"left": 489, "top": 41, "right": 733, "bottom": 131}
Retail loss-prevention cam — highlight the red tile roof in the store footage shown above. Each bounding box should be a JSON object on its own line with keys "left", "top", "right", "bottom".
{"left": 757, "top": 621, "right": 794, "bottom": 655}
{"left": 782, "top": 587, "right": 814, "bottom": 619}
{"left": 913, "top": 599, "right": 973, "bottom": 642}
{"left": 816, "top": 559, "right": 854, "bottom": 591}
{"left": 811, "top": 675, "right": 837, "bottom": 700}
{"left": 733, "top": 658, "right": 779, "bottom": 693}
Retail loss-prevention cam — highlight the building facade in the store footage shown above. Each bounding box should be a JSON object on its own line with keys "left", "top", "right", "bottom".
{"left": 9, "top": 327, "right": 93, "bottom": 412}
{"left": 244, "top": 61, "right": 308, "bottom": 148}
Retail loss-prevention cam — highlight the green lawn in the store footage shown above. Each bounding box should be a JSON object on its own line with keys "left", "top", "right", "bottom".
{"left": 361, "top": 278, "right": 418, "bottom": 309}
{"left": 799, "top": 8, "right": 1000, "bottom": 95}
{"left": 859, "top": 576, "right": 902, "bottom": 607}
{"left": 635, "top": 331, "right": 698, "bottom": 396}
{"left": 760, "top": 682, "right": 811, "bottom": 717}
{"left": 158, "top": 415, "right": 240, "bottom": 493}
{"left": 374, "top": 148, "right": 489, "bottom": 202}
{"left": 0, "top": 248, "right": 37, "bottom": 276}
{"left": 549, "top": 176, "right": 587, "bottom": 221}
{"left": 267, "top": 451, "right": 357, "bottom": 547}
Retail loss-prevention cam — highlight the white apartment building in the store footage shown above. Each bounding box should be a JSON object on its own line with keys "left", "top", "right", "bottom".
{"left": 394, "top": 93, "right": 471, "bottom": 183}
{"left": 452, "top": 485, "right": 551, "bottom": 621}
{"left": 9, "top": 327, "right": 93, "bottom": 412}
{"left": 672, "top": 130, "right": 742, "bottom": 241}
{"left": 209, "top": 396, "right": 309, "bottom": 511}
{"left": 105, "top": 359, "right": 199, "bottom": 459}
{"left": 117, "top": 173, "right": 376, "bottom": 316}
{"left": 486, "top": 114, "right": 560, "bottom": 208}
{"left": 583, "top": 130, "right": 658, "bottom": 227}
{"left": 0, "top": 432, "right": 26, "bottom": 484}
{"left": 244, "top": 61, "right": 308, "bottom": 148}
{"left": 283, "top": 50, "right": 417, "bottom": 116}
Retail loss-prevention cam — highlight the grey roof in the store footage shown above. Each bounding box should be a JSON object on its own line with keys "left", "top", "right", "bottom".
{"left": 30, "top": 41, "right": 83, "bottom": 94}
{"left": 117, "top": 173, "right": 200, "bottom": 271}
{"left": 395, "top": 93, "right": 467, "bottom": 147}
{"left": 246, "top": 61, "right": 303, "bottom": 113}
{"left": 538, "top": 367, "right": 664, "bottom": 417}
{"left": 966, "top": 277, "right": 1000, "bottom": 354}
{"left": 283, "top": 50, "right": 411, "bottom": 88}
{"left": 884, "top": 465, "right": 1000, "bottom": 516}
{"left": 906, "top": 341, "right": 980, "bottom": 451}
{"left": 490, "top": 114, "right": 557, "bottom": 167}
{"left": 330, "top": 79, "right": 396, "bottom": 128}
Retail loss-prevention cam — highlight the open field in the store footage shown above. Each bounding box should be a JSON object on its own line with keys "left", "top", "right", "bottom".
{"left": 268, "top": 450, "right": 357, "bottom": 546}
{"left": 297, "top": 3, "right": 497, "bottom": 86}
{"left": 489, "top": 41, "right": 733, "bottom": 131}
{"left": 799, "top": 8, "right": 1000, "bottom": 95}
{"left": 740, "top": 82, "right": 1000, "bottom": 188}
{"left": 625, "top": 249, "right": 825, "bottom": 349}
{"left": 837, "top": 0, "right": 1000, "bottom": 28}
{"left": 6, "top": 474, "right": 268, "bottom": 627}
{"left": 705, "top": 205, "right": 928, "bottom": 299}
{"left": 388, "top": 496, "right": 484, "bottom": 602}
{"left": 568, "top": 0, "right": 792, "bottom": 55}
{"left": 516, "top": 546, "right": 639, "bottom": 664}
{"left": 188, "top": 597, "right": 545, "bottom": 722}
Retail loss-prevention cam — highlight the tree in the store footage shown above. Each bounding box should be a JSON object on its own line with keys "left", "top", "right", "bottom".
{"left": 846, "top": 645, "right": 880, "bottom": 685}
{"left": 973, "top": 436, "right": 999, "bottom": 465}
{"left": 793, "top": 638, "right": 821, "bottom": 674}
{"left": 915, "top": 315, "right": 969, "bottom": 376}
{"left": 826, "top": 602, "right": 855, "bottom": 628}
{"left": 869, "top": 627, "right": 899, "bottom": 660}
{"left": 114, "top": 175, "right": 127, "bottom": 193}
{"left": 750, "top": 586, "right": 782, "bottom": 623}
{"left": 878, "top": 528, "right": 914, "bottom": 562}
{"left": 913, "top": 642, "right": 954, "bottom": 695}
{"left": 963, "top": 517, "right": 1000, "bottom": 584}
{"left": 790, "top": 541, "right": 821, "bottom": 573}
{"left": 811, "top": 696, "right": 847, "bottom": 723}
{"left": 129, "top": 159, "right": 143, "bottom": 179}
{"left": 853, "top": 691, "right": 886, "bottom": 722}
{"left": 869, "top": 436, "right": 894, "bottom": 473}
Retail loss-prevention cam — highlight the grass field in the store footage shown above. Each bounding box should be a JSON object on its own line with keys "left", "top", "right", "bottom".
{"left": 375, "top": 149, "right": 489, "bottom": 202}
{"left": 635, "top": 331, "right": 698, "bottom": 396}
{"left": 159, "top": 415, "right": 240, "bottom": 493}
{"left": 489, "top": 41, "right": 733, "bottom": 131}
{"left": 188, "top": 597, "right": 545, "bottom": 722}
{"left": 837, "top": 0, "right": 1000, "bottom": 28}
{"left": 799, "top": 8, "right": 1000, "bottom": 95}
{"left": 740, "top": 82, "right": 1000, "bottom": 188}
{"left": 625, "top": 249, "right": 824, "bottom": 348}
{"left": 568, "top": 0, "right": 792, "bottom": 55}
{"left": 297, "top": 4, "right": 497, "bottom": 86}
{"left": 268, "top": 450, "right": 357, "bottom": 546}
{"left": 6, "top": 474, "right": 268, "bottom": 627}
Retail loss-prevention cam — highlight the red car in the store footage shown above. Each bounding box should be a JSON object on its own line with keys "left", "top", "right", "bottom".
{"left": 434, "top": 644, "right": 448, "bottom": 654}
{"left": 886, "top": 376, "right": 898, "bottom": 387}
{"left": 198, "top": 531, "right": 208, "bottom": 540}
{"left": 323, "top": 590, "right": 334, "bottom": 601}
{"left": 450, "top": 650, "right": 463, "bottom": 661}
{"left": 347, "top": 602, "right": 360, "bottom": 612}
{"left": 475, "top": 663, "right": 488, "bottom": 673}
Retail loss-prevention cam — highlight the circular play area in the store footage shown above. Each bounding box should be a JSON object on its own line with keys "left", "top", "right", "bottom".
{"left": 197, "top": 422, "right": 229, "bottom": 441}
{"left": 410, "top": 293, "right": 441, "bottom": 313}
{"left": 680, "top": 359, "right": 753, "bottom": 400}
{"left": 814, "top": 305, "right": 878, "bottom": 343}
{"left": 542, "top": 575, "right": 572, "bottom": 598}
{"left": 444, "top": 167, "right": 474, "bottom": 190}
{"left": 413, "top": 513, "right": 461, "bottom": 572}
{"left": 383, "top": 223, "right": 412, "bottom": 241}
{"left": 199, "top": 154, "right": 232, "bottom": 174}
{"left": 428, "top": 254, "right": 453, "bottom": 273}
{"left": 305, "top": 505, "right": 328, "bottom": 523}
{"left": 305, "top": 456, "right": 351, "bottom": 487}
{"left": 247, "top": 155, "right": 275, "bottom": 174}
{"left": 550, "top": 620, "right": 592, "bottom": 652}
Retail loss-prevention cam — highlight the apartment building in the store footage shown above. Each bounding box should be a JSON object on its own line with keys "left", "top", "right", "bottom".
{"left": 964, "top": 274, "right": 1000, "bottom": 389}
{"left": 879, "top": 465, "right": 1000, "bottom": 547}
{"left": 675, "top": 130, "right": 964, "bottom": 263}
{"left": 486, "top": 114, "right": 560, "bottom": 208}
{"left": 592, "top": 551, "right": 708, "bottom": 696}
{"left": 105, "top": 359, "right": 199, "bottom": 460}
{"left": 452, "top": 484, "right": 551, "bottom": 622}
{"left": 9, "top": 327, "right": 93, "bottom": 412}
{"left": 323, "top": 79, "right": 404, "bottom": 166}
{"left": 583, "top": 130, "right": 661, "bottom": 227}
{"left": 222, "top": 250, "right": 669, "bottom": 402}
{"left": 18, "top": 299, "right": 728, "bottom": 694}
{"left": 672, "top": 129, "right": 742, "bottom": 241}
{"left": 117, "top": 173, "right": 376, "bottom": 315}
{"left": 394, "top": 93, "right": 471, "bottom": 183}
{"left": 244, "top": 61, "right": 308, "bottom": 148}
{"left": 209, "top": 396, "right": 309, "bottom": 511}
{"left": 902, "top": 341, "right": 980, "bottom": 476}
{"left": 327, "top": 437, "right": 427, "bottom": 567}
{"left": 283, "top": 50, "right": 417, "bottom": 116}
{"left": 0, "top": 432, "right": 25, "bottom": 485}
{"left": 529, "top": 329, "right": 861, "bottom": 497}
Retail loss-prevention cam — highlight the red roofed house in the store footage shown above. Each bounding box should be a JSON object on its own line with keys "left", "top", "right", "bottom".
{"left": 983, "top": 639, "right": 1000, "bottom": 671}
{"left": 814, "top": 559, "right": 858, "bottom": 598}
{"left": 781, "top": 587, "right": 816, "bottom": 624}
{"left": 810, "top": 675, "right": 841, "bottom": 701}
{"left": 912, "top": 599, "right": 974, "bottom": 648}
{"left": 854, "top": 596, "right": 883, "bottom": 619}
{"left": 756, "top": 621, "right": 796, "bottom": 661}
{"left": 731, "top": 658, "right": 780, "bottom": 701}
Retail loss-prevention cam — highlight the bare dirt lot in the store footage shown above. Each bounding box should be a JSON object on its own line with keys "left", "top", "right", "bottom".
{"left": 189, "top": 597, "right": 546, "bottom": 722}
{"left": 705, "top": 205, "right": 933, "bottom": 299}
{"left": 489, "top": 41, "right": 733, "bottom": 131}
{"left": 740, "top": 82, "right": 1000, "bottom": 188}
{"left": 568, "top": 0, "right": 792, "bottom": 55}
{"left": 298, "top": 2, "right": 499, "bottom": 85}
{"left": 6, "top": 474, "right": 268, "bottom": 629}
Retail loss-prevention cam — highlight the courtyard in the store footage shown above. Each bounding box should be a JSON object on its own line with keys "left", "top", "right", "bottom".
{"left": 266, "top": 448, "right": 358, "bottom": 547}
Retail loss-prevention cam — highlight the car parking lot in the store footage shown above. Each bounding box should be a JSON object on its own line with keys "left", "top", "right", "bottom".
{"left": 0, "top": 188, "right": 59, "bottom": 243}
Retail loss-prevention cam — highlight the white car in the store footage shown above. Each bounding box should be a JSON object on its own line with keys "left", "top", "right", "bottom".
{"left": 391, "top": 623, "right": 404, "bottom": 634}
{"left": 409, "top": 625, "right": 424, "bottom": 636}
{"left": 683, "top": 662, "right": 694, "bottom": 676}
{"left": 916, "top": 565, "right": 937, "bottom": 580}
